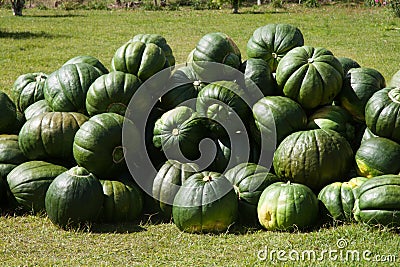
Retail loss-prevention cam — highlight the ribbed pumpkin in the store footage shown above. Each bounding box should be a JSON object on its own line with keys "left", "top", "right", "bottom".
{"left": 337, "top": 57, "right": 361, "bottom": 76}
{"left": 0, "top": 135, "right": 27, "bottom": 178}
{"left": 355, "top": 137, "right": 400, "bottom": 178}
{"left": 63, "top": 55, "right": 109, "bottom": 75}
{"left": 23, "top": 99, "right": 52, "bottom": 121}
{"left": 246, "top": 23, "right": 304, "bottom": 72}
{"left": 19, "top": 112, "right": 88, "bottom": 162}
{"left": 44, "top": 62, "right": 102, "bottom": 113}
{"left": 353, "top": 175, "right": 400, "bottom": 227}
{"left": 336, "top": 67, "right": 386, "bottom": 122}
{"left": 11, "top": 72, "right": 47, "bottom": 113}
{"left": 73, "top": 113, "right": 140, "bottom": 179}
{"left": 0, "top": 90, "right": 17, "bottom": 134}
{"left": 258, "top": 181, "right": 319, "bottom": 231}
{"left": 7, "top": 161, "right": 67, "bottom": 213}
{"left": 365, "top": 87, "right": 400, "bottom": 143}
{"left": 273, "top": 129, "right": 354, "bottom": 191}
{"left": 172, "top": 171, "right": 238, "bottom": 233}
{"left": 152, "top": 160, "right": 199, "bottom": 218}
{"left": 85, "top": 71, "right": 146, "bottom": 116}
{"left": 45, "top": 166, "right": 104, "bottom": 228}
{"left": 275, "top": 46, "right": 344, "bottom": 110}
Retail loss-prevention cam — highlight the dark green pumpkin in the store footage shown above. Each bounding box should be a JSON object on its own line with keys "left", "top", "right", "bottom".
{"left": 73, "top": 113, "right": 140, "bottom": 179}
{"left": 276, "top": 46, "right": 344, "bottom": 110}
{"left": 273, "top": 129, "right": 354, "bottom": 191}
{"left": 336, "top": 67, "right": 386, "bottom": 122}
{"left": 6, "top": 161, "right": 67, "bottom": 213}
{"left": 355, "top": 137, "right": 400, "bottom": 178}
{"left": 129, "top": 33, "right": 175, "bottom": 67}
{"left": 44, "top": 62, "right": 102, "bottom": 113}
{"left": 86, "top": 71, "right": 147, "bottom": 116}
{"left": 111, "top": 41, "right": 168, "bottom": 82}
{"left": 224, "top": 162, "right": 281, "bottom": 224}
{"left": 246, "top": 23, "right": 304, "bottom": 72}
{"left": 390, "top": 69, "right": 400, "bottom": 88}
{"left": 172, "top": 171, "right": 238, "bottom": 233}
{"left": 11, "top": 72, "right": 47, "bottom": 113}
{"left": 63, "top": 55, "right": 109, "bottom": 75}
{"left": 365, "top": 87, "right": 400, "bottom": 143}
{"left": 0, "top": 90, "right": 17, "bottom": 134}
{"left": 19, "top": 112, "right": 88, "bottom": 162}
{"left": 353, "top": 174, "right": 400, "bottom": 227}
{"left": 99, "top": 179, "right": 143, "bottom": 223}
{"left": 45, "top": 166, "right": 104, "bottom": 228}
{"left": 152, "top": 160, "right": 199, "bottom": 219}
{"left": 0, "top": 135, "right": 27, "bottom": 179}
{"left": 361, "top": 126, "right": 377, "bottom": 143}
{"left": 258, "top": 181, "right": 319, "bottom": 231}
{"left": 337, "top": 57, "right": 361, "bottom": 76}
{"left": 24, "top": 99, "right": 52, "bottom": 121}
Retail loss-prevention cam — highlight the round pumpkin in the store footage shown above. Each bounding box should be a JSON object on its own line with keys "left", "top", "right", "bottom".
{"left": 172, "top": 171, "right": 238, "bottom": 233}
{"left": 11, "top": 72, "right": 47, "bottom": 113}
{"left": 24, "top": 99, "right": 52, "bottom": 121}
{"left": 246, "top": 23, "right": 304, "bottom": 72}
{"left": 0, "top": 135, "right": 27, "bottom": 178}
{"left": 7, "top": 161, "right": 67, "bottom": 213}
{"left": 45, "top": 166, "right": 104, "bottom": 228}
{"left": 63, "top": 55, "right": 109, "bottom": 75}
{"left": 44, "top": 62, "right": 102, "bottom": 113}
{"left": 275, "top": 46, "right": 344, "bottom": 110}
{"left": 19, "top": 112, "right": 88, "bottom": 162}
{"left": 273, "top": 129, "right": 354, "bottom": 191}
{"left": 258, "top": 181, "right": 319, "bottom": 231}
{"left": 0, "top": 90, "right": 17, "bottom": 134}
{"left": 337, "top": 57, "right": 361, "bottom": 76}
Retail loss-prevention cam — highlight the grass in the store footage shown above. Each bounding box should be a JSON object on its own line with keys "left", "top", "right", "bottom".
{"left": 1, "top": 3, "right": 400, "bottom": 266}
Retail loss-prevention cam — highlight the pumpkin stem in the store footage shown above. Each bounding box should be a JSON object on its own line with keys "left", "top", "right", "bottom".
{"left": 307, "top": 58, "right": 314, "bottom": 64}
{"left": 272, "top": 52, "right": 278, "bottom": 59}
{"left": 203, "top": 175, "right": 213, "bottom": 182}
{"left": 388, "top": 88, "right": 400, "bottom": 104}
{"left": 112, "top": 146, "right": 125, "bottom": 163}
{"left": 172, "top": 128, "right": 180, "bottom": 136}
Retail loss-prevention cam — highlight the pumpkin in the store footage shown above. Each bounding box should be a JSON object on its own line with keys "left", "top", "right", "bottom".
{"left": 336, "top": 67, "right": 386, "bottom": 122}
{"left": 257, "top": 181, "right": 319, "bottom": 231}
{"left": 19, "top": 112, "right": 88, "bottom": 162}
{"left": 0, "top": 135, "right": 27, "bottom": 179}
{"left": 355, "top": 137, "right": 400, "bottom": 178}
{"left": 390, "top": 69, "right": 400, "bottom": 87}
{"left": 361, "top": 126, "right": 378, "bottom": 143}
{"left": 172, "top": 171, "right": 238, "bottom": 233}
{"left": 44, "top": 62, "right": 102, "bottom": 113}
{"left": 11, "top": 72, "right": 47, "bottom": 113}
{"left": 275, "top": 46, "right": 344, "bottom": 110}
{"left": 73, "top": 113, "right": 140, "bottom": 179}
{"left": 45, "top": 166, "right": 104, "bottom": 228}
{"left": 273, "top": 129, "right": 354, "bottom": 191}
{"left": 0, "top": 90, "right": 17, "bottom": 134}
{"left": 6, "top": 161, "right": 67, "bottom": 213}
{"left": 63, "top": 55, "right": 109, "bottom": 75}
{"left": 337, "top": 57, "right": 361, "bottom": 76}
{"left": 23, "top": 99, "right": 52, "bottom": 121}
{"left": 353, "top": 174, "right": 400, "bottom": 227}
{"left": 246, "top": 23, "right": 304, "bottom": 72}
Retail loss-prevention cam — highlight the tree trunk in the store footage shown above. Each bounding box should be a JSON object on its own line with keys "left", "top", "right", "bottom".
{"left": 257, "top": 0, "right": 261, "bottom": 5}
{"left": 10, "top": 0, "right": 25, "bottom": 16}
{"left": 232, "top": 0, "right": 238, "bottom": 13}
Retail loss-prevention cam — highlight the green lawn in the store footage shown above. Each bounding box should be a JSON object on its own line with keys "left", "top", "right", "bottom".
{"left": 1, "top": 4, "right": 400, "bottom": 266}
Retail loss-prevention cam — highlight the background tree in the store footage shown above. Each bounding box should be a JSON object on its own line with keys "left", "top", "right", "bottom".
{"left": 11, "top": 0, "right": 25, "bottom": 16}
{"left": 232, "top": 0, "right": 238, "bottom": 13}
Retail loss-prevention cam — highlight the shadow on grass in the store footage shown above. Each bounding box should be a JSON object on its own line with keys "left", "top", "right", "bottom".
{"left": 24, "top": 14, "right": 87, "bottom": 18}
{"left": 0, "top": 30, "right": 67, "bottom": 39}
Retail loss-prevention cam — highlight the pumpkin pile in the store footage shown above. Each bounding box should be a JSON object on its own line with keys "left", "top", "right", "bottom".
{"left": 1, "top": 24, "right": 400, "bottom": 232}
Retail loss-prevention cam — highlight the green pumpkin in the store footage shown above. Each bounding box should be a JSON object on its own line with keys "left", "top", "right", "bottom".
{"left": 390, "top": 69, "right": 400, "bottom": 87}
{"left": 63, "top": 55, "right": 109, "bottom": 75}
{"left": 0, "top": 90, "right": 17, "bottom": 134}
{"left": 240, "top": 58, "right": 279, "bottom": 99}
{"left": 307, "top": 105, "right": 355, "bottom": 142}
{"left": 129, "top": 33, "right": 175, "bottom": 67}
{"left": 276, "top": 46, "right": 344, "bottom": 110}
{"left": 273, "top": 129, "right": 354, "bottom": 191}
{"left": 365, "top": 87, "right": 400, "bottom": 143}
{"left": 19, "top": 112, "right": 88, "bottom": 162}
{"left": 160, "top": 65, "right": 206, "bottom": 111}
{"left": 355, "top": 137, "right": 400, "bottom": 178}
{"left": 336, "top": 67, "right": 386, "bottom": 122}
{"left": 24, "top": 99, "right": 52, "bottom": 121}
{"left": 6, "top": 161, "right": 67, "bottom": 213}
{"left": 11, "top": 72, "right": 47, "bottom": 113}
{"left": 246, "top": 23, "right": 304, "bottom": 72}
{"left": 353, "top": 174, "right": 400, "bottom": 227}
{"left": 45, "top": 166, "right": 104, "bottom": 228}
{"left": 252, "top": 96, "right": 307, "bottom": 145}
{"left": 44, "top": 62, "right": 102, "bottom": 113}
{"left": 152, "top": 160, "right": 199, "bottom": 219}
{"left": 111, "top": 41, "right": 168, "bottom": 82}
{"left": 337, "top": 57, "right": 361, "bottom": 76}
{"left": 225, "top": 162, "right": 281, "bottom": 225}
{"left": 191, "top": 32, "right": 241, "bottom": 81}
{"left": 99, "top": 179, "right": 143, "bottom": 223}
{"left": 86, "top": 71, "right": 147, "bottom": 116}
{"left": 361, "top": 126, "right": 377, "bottom": 143}
{"left": 73, "top": 113, "right": 140, "bottom": 179}
{"left": 258, "top": 181, "right": 319, "bottom": 231}
{"left": 172, "top": 171, "right": 238, "bottom": 233}
{"left": 0, "top": 135, "right": 27, "bottom": 179}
